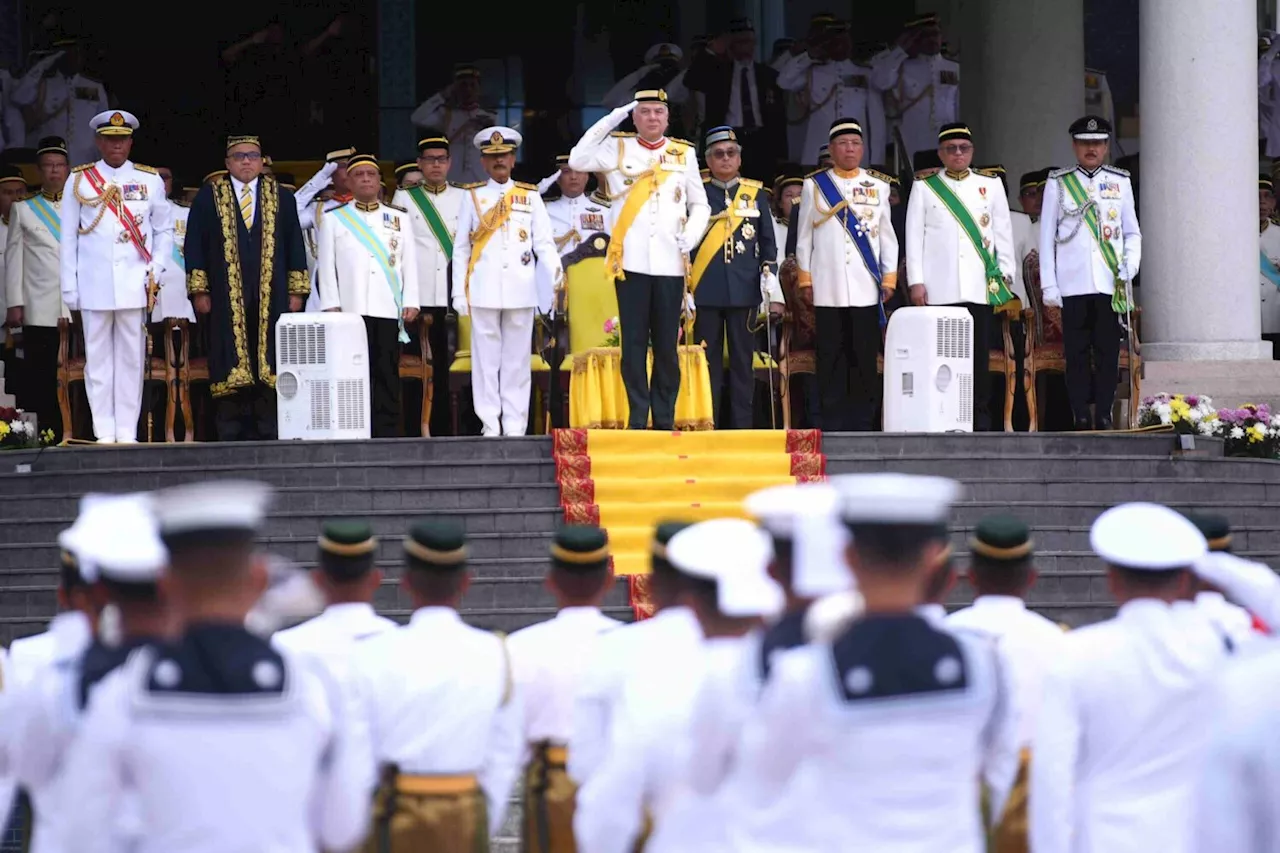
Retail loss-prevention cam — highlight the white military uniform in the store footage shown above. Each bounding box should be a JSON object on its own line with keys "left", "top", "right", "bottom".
{"left": 317, "top": 200, "right": 420, "bottom": 319}
{"left": 152, "top": 199, "right": 194, "bottom": 322}
{"left": 776, "top": 54, "right": 892, "bottom": 165}
{"left": 796, "top": 166, "right": 898, "bottom": 307}
{"left": 393, "top": 182, "right": 465, "bottom": 309}
{"left": 273, "top": 601, "right": 397, "bottom": 677}
{"left": 300, "top": 196, "right": 350, "bottom": 313}
{"left": 906, "top": 167, "right": 1015, "bottom": 305}
{"left": 292, "top": 162, "right": 336, "bottom": 312}
{"left": 869, "top": 47, "right": 960, "bottom": 159}
{"left": 11, "top": 61, "right": 108, "bottom": 166}
{"left": 452, "top": 158, "right": 561, "bottom": 437}
{"left": 537, "top": 190, "right": 612, "bottom": 313}
{"left": 409, "top": 91, "right": 496, "bottom": 185}
{"left": 1261, "top": 220, "right": 1280, "bottom": 335}
{"left": 567, "top": 103, "right": 710, "bottom": 279}
{"left": 60, "top": 135, "right": 173, "bottom": 443}
{"left": 353, "top": 606, "right": 524, "bottom": 837}
{"left": 1038, "top": 163, "right": 1141, "bottom": 307}
{"left": 1009, "top": 209, "right": 1037, "bottom": 304}
{"left": 6, "top": 189, "right": 70, "bottom": 327}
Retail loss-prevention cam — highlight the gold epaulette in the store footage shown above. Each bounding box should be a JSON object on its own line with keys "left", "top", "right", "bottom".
{"left": 973, "top": 167, "right": 1003, "bottom": 179}
{"left": 19, "top": 191, "right": 36, "bottom": 202}
{"left": 700, "top": 171, "right": 711, "bottom": 183}
{"left": 1101, "top": 164, "right": 1130, "bottom": 178}
{"left": 914, "top": 168, "right": 941, "bottom": 180}
{"left": 383, "top": 202, "right": 407, "bottom": 213}
{"left": 804, "top": 167, "right": 826, "bottom": 179}
{"left": 456, "top": 181, "right": 485, "bottom": 190}
{"left": 447, "top": 182, "right": 469, "bottom": 190}
{"left": 866, "top": 169, "right": 894, "bottom": 184}
{"left": 133, "top": 164, "right": 158, "bottom": 174}
{"left": 589, "top": 192, "right": 611, "bottom": 207}
{"left": 515, "top": 181, "right": 537, "bottom": 191}
{"left": 71, "top": 163, "right": 92, "bottom": 173}
{"left": 669, "top": 137, "right": 693, "bottom": 148}
{"left": 609, "top": 131, "right": 636, "bottom": 138}
{"left": 740, "top": 177, "right": 763, "bottom": 189}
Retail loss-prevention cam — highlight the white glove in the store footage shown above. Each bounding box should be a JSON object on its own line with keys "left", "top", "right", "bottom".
{"left": 62, "top": 292, "right": 78, "bottom": 312}
{"left": 1193, "top": 551, "right": 1280, "bottom": 628}
{"left": 452, "top": 296, "right": 469, "bottom": 318}
{"left": 537, "top": 171, "right": 562, "bottom": 196}
{"left": 675, "top": 233, "right": 691, "bottom": 254}
{"left": 1042, "top": 290, "right": 1063, "bottom": 309}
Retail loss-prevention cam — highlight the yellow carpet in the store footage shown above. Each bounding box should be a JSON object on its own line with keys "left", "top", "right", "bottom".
{"left": 552, "top": 428, "right": 826, "bottom": 614}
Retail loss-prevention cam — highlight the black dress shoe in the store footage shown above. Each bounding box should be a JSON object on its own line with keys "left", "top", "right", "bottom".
{"left": 1095, "top": 417, "right": 1113, "bottom": 431}
{"left": 1074, "top": 417, "right": 1093, "bottom": 431}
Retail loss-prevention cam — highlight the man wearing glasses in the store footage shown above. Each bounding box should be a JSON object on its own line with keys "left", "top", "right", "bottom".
{"left": 184, "top": 134, "right": 308, "bottom": 440}
{"left": 905, "top": 122, "right": 1015, "bottom": 431}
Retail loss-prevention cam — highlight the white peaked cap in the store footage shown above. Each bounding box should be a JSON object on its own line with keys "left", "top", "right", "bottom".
{"left": 745, "top": 481, "right": 838, "bottom": 539}
{"left": 832, "top": 473, "right": 963, "bottom": 525}
{"left": 152, "top": 480, "right": 272, "bottom": 538}
{"left": 1090, "top": 502, "right": 1207, "bottom": 570}
{"left": 61, "top": 493, "right": 166, "bottom": 584}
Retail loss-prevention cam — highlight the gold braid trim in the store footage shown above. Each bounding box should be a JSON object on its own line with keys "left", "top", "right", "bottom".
{"left": 969, "top": 538, "right": 1034, "bottom": 560}
{"left": 550, "top": 543, "right": 610, "bottom": 564}
{"left": 257, "top": 176, "right": 279, "bottom": 388}
{"left": 403, "top": 537, "right": 469, "bottom": 565}
{"left": 318, "top": 535, "right": 378, "bottom": 556}
{"left": 287, "top": 269, "right": 310, "bottom": 296}
{"left": 209, "top": 176, "right": 254, "bottom": 398}
{"left": 186, "top": 269, "right": 210, "bottom": 295}
{"left": 72, "top": 173, "right": 117, "bottom": 235}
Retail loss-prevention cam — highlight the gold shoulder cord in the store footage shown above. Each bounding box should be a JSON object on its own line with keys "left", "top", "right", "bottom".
{"left": 72, "top": 173, "right": 119, "bottom": 235}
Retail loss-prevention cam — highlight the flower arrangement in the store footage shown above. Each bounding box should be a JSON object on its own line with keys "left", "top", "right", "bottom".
{"left": 1216, "top": 403, "right": 1279, "bottom": 459}
{"left": 0, "top": 407, "right": 55, "bottom": 450}
{"left": 602, "top": 316, "right": 621, "bottom": 348}
{"left": 1136, "top": 393, "right": 1219, "bottom": 436}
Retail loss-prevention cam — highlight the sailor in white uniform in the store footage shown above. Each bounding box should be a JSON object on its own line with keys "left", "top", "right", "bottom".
{"left": 296, "top": 149, "right": 350, "bottom": 313}
{"left": 10, "top": 41, "right": 108, "bottom": 166}
{"left": 59, "top": 110, "right": 173, "bottom": 443}
{"left": 1260, "top": 174, "right": 1280, "bottom": 353}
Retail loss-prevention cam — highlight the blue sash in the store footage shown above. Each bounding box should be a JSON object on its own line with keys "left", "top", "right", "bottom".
{"left": 1262, "top": 249, "right": 1280, "bottom": 290}
{"left": 333, "top": 205, "right": 409, "bottom": 343}
{"left": 811, "top": 170, "right": 887, "bottom": 327}
{"left": 27, "top": 195, "right": 60, "bottom": 242}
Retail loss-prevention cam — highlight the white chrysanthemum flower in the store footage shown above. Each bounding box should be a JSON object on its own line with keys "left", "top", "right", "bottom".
{"left": 1231, "top": 426, "right": 1246, "bottom": 440}
{"left": 1198, "top": 420, "right": 1217, "bottom": 436}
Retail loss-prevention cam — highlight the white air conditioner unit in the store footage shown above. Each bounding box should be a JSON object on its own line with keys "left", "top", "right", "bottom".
{"left": 882, "top": 306, "right": 973, "bottom": 433}
{"left": 275, "top": 313, "right": 370, "bottom": 440}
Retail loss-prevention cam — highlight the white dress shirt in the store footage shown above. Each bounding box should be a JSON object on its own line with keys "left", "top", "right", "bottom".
{"left": 230, "top": 176, "right": 257, "bottom": 227}
{"left": 317, "top": 200, "right": 420, "bottom": 320}
{"left": 507, "top": 606, "right": 621, "bottom": 748}
{"left": 1038, "top": 164, "right": 1141, "bottom": 306}
{"left": 5, "top": 191, "right": 70, "bottom": 328}
{"left": 392, "top": 183, "right": 465, "bottom": 308}
{"left": 776, "top": 54, "right": 892, "bottom": 163}
{"left": 1261, "top": 221, "right": 1280, "bottom": 334}
{"left": 1030, "top": 599, "right": 1230, "bottom": 853}
{"left": 724, "top": 59, "right": 762, "bottom": 128}
{"left": 451, "top": 178, "right": 560, "bottom": 314}
{"left": 568, "top": 104, "right": 710, "bottom": 278}
{"left": 352, "top": 607, "right": 524, "bottom": 836}
{"left": 796, "top": 167, "right": 898, "bottom": 308}
{"left": 907, "top": 168, "right": 1015, "bottom": 306}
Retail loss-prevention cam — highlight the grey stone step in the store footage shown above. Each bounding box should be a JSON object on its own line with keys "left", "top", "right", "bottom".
{"left": 825, "top": 454, "right": 1280, "bottom": 480}
{"left": 819, "top": 431, "right": 1223, "bottom": 459}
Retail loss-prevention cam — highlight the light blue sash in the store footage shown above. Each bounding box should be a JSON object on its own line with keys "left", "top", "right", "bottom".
{"left": 1262, "top": 249, "right": 1280, "bottom": 290}
{"left": 27, "top": 195, "right": 60, "bottom": 242}
{"left": 332, "top": 205, "right": 409, "bottom": 343}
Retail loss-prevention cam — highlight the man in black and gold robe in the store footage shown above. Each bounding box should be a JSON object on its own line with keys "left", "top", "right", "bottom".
{"left": 185, "top": 134, "right": 308, "bottom": 440}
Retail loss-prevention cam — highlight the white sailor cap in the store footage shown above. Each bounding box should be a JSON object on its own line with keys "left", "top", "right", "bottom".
{"left": 718, "top": 565, "right": 785, "bottom": 618}
{"left": 62, "top": 493, "right": 166, "bottom": 584}
{"left": 152, "top": 480, "right": 272, "bottom": 546}
{"left": 668, "top": 518, "right": 779, "bottom": 615}
{"left": 1090, "top": 502, "right": 1207, "bottom": 571}
{"left": 832, "top": 473, "right": 963, "bottom": 525}
{"left": 644, "top": 43, "right": 684, "bottom": 64}
{"left": 744, "top": 481, "right": 838, "bottom": 540}
{"left": 793, "top": 511, "right": 854, "bottom": 597}
{"left": 475, "top": 126, "right": 522, "bottom": 154}
{"left": 90, "top": 110, "right": 139, "bottom": 137}
{"left": 57, "top": 492, "right": 112, "bottom": 576}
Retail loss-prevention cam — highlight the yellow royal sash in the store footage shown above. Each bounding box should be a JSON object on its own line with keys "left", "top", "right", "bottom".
{"left": 463, "top": 185, "right": 518, "bottom": 307}
{"left": 605, "top": 139, "right": 684, "bottom": 282}
{"left": 690, "top": 182, "right": 760, "bottom": 293}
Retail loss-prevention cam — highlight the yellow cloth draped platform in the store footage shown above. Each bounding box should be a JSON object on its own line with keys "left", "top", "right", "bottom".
{"left": 551, "top": 429, "right": 826, "bottom": 617}
{"left": 569, "top": 346, "right": 714, "bottom": 430}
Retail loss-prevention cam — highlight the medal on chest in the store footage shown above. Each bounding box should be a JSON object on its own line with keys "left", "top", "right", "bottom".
{"left": 741, "top": 221, "right": 755, "bottom": 240}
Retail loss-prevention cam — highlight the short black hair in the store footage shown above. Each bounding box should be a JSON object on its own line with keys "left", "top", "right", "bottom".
{"left": 849, "top": 523, "right": 948, "bottom": 569}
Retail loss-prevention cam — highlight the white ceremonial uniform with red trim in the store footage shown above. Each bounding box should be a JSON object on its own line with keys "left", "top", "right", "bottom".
{"left": 60, "top": 159, "right": 172, "bottom": 442}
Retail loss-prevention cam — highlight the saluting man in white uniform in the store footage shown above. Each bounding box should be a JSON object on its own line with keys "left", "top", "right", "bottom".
{"left": 870, "top": 13, "right": 960, "bottom": 162}
{"left": 1260, "top": 174, "right": 1280, "bottom": 356}
{"left": 59, "top": 110, "right": 173, "bottom": 443}
{"left": 452, "top": 126, "right": 561, "bottom": 437}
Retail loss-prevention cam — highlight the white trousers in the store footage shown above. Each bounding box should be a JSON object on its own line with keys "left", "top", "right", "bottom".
{"left": 470, "top": 307, "right": 534, "bottom": 437}
{"left": 81, "top": 309, "right": 145, "bottom": 442}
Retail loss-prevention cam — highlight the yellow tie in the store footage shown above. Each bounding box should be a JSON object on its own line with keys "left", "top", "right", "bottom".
{"left": 240, "top": 185, "right": 253, "bottom": 228}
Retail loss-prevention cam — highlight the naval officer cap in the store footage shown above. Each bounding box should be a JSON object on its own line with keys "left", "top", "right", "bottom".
{"left": 91, "top": 110, "right": 139, "bottom": 137}
{"left": 906, "top": 11, "right": 941, "bottom": 30}
{"left": 651, "top": 520, "right": 693, "bottom": 574}
{"left": 36, "top": 136, "right": 67, "bottom": 158}
{"left": 634, "top": 89, "right": 669, "bottom": 105}
{"left": 404, "top": 519, "right": 468, "bottom": 571}
{"left": 645, "top": 43, "right": 683, "bottom": 64}
{"left": 318, "top": 519, "right": 378, "bottom": 580}
{"left": 1185, "top": 513, "right": 1232, "bottom": 553}
{"left": 834, "top": 473, "right": 963, "bottom": 526}
{"left": 1020, "top": 169, "right": 1049, "bottom": 192}
{"left": 970, "top": 514, "right": 1034, "bottom": 564}
{"left": 1069, "top": 115, "right": 1112, "bottom": 141}
{"left": 63, "top": 493, "right": 167, "bottom": 585}
{"left": 153, "top": 480, "right": 272, "bottom": 551}
{"left": 667, "top": 519, "right": 779, "bottom": 614}
{"left": 326, "top": 146, "right": 356, "bottom": 164}
{"left": 394, "top": 160, "right": 419, "bottom": 177}
{"left": 1090, "top": 502, "right": 1207, "bottom": 571}
{"left": 551, "top": 525, "right": 611, "bottom": 573}
{"left": 475, "top": 126, "right": 522, "bottom": 154}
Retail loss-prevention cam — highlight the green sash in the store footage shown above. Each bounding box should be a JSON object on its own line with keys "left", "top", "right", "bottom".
{"left": 406, "top": 186, "right": 455, "bottom": 258}
{"left": 922, "top": 174, "right": 1014, "bottom": 307}
{"left": 332, "top": 205, "right": 409, "bottom": 343}
{"left": 1059, "top": 171, "right": 1128, "bottom": 313}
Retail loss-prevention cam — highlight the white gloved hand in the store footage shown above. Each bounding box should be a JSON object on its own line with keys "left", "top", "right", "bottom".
{"left": 1042, "top": 290, "right": 1063, "bottom": 309}
{"left": 62, "top": 292, "right": 78, "bottom": 312}
{"left": 452, "top": 297, "right": 469, "bottom": 318}
{"left": 675, "top": 233, "right": 691, "bottom": 253}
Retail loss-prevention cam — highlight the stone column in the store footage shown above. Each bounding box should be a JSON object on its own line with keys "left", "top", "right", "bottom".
{"left": 1140, "top": 0, "right": 1280, "bottom": 404}
{"left": 962, "top": 0, "right": 1084, "bottom": 204}
{"left": 377, "top": 0, "right": 415, "bottom": 161}
{"left": 759, "top": 0, "right": 786, "bottom": 64}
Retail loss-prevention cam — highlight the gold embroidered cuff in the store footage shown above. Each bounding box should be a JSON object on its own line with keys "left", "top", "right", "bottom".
{"left": 796, "top": 270, "right": 813, "bottom": 288}
{"left": 287, "top": 270, "right": 310, "bottom": 296}
{"left": 187, "top": 269, "right": 209, "bottom": 295}
{"left": 881, "top": 271, "right": 898, "bottom": 290}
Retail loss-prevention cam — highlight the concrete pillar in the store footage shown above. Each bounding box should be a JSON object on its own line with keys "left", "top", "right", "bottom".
{"left": 1140, "top": 0, "right": 1277, "bottom": 401}
{"left": 377, "top": 0, "right": 415, "bottom": 161}
{"left": 759, "top": 0, "right": 786, "bottom": 63}
{"left": 964, "top": 0, "right": 1084, "bottom": 205}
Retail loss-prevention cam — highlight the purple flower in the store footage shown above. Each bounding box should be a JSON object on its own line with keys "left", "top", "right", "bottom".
{"left": 1186, "top": 395, "right": 1199, "bottom": 407}
{"left": 1142, "top": 396, "right": 1155, "bottom": 406}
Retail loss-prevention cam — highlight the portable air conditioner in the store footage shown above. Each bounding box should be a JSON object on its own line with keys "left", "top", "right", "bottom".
{"left": 882, "top": 306, "right": 973, "bottom": 433}
{"left": 275, "top": 313, "right": 371, "bottom": 440}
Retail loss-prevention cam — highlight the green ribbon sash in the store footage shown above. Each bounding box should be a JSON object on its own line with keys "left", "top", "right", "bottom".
{"left": 406, "top": 186, "right": 455, "bottom": 258}
{"left": 922, "top": 174, "right": 1014, "bottom": 307}
{"left": 1060, "top": 171, "right": 1129, "bottom": 314}
{"left": 332, "top": 205, "right": 409, "bottom": 343}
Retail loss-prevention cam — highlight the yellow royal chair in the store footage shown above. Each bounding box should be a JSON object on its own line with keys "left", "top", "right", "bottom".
{"left": 448, "top": 314, "right": 552, "bottom": 436}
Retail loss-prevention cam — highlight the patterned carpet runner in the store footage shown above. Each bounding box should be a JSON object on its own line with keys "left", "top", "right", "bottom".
{"left": 551, "top": 429, "right": 826, "bottom": 618}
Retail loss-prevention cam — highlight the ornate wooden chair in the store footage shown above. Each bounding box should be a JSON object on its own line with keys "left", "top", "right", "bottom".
{"left": 172, "top": 319, "right": 210, "bottom": 442}
{"left": 397, "top": 313, "right": 434, "bottom": 436}
{"left": 58, "top": 316, "right": 176, "bottom": 442}
{"left": 777, "top": 259, "right": 817, "bottom": 429}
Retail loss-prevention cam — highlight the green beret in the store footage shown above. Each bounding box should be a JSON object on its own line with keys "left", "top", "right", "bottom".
{"left": 318, "top": 519, "right": 377, "bottom": 580}
{"left": 405, "top": 519, "right": 468, "bottom": 569}
{"left": 969, "top": 515, "right": 1033, "bottom": 562}
{"left": 1185, "top": 513, "right": 1231, "bottom": 552}
{"left": 551, "top": 525, "right": 610, "bottom": 572}
{"left": 651, "top": 520, "right": 693, "bottom": 574}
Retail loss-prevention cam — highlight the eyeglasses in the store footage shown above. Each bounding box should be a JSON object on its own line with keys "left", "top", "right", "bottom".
{"left": 419, "top": 155, "right": 449, "bottom": 164}
{"left": 709, "top": 148, "right": 740, "bottom": 160}
{"left": 941, "top": 144, "right": 973, "bottom": 155}
{"left": 228, "top": 152, "right": 263, "bottom": 162}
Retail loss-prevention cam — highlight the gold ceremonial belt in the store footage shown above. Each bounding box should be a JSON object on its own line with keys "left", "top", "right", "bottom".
{"left": 396, "top": 774, "right": 480, "bottom": 796}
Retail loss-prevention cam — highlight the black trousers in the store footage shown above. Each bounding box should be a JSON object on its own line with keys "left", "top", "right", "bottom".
{"left": 815, "top": 306, "right": 881, "bottom": 432}
{"left": 615, "top": 272, "right": 683, "bottom": 429}
{"left": 365, "top": 316, "right": 402, "bottom": 438}
{"left": 426, "top": 306, "right": 451, "bottom": 435}
{"left": 1062, "top": 293, "right": 1120, "bottom": 426}
{"left": 20, "top": 325, "right": 61, "bottom": 438}
{"left": 1264, "top": 333, "right": 1280, "bottom": 361}
{"left": 215, "top": 385, "right": 277, "bottom": 441}
{"left": 952, "top": 302, "right": 993, "bottom": 431}
{"left": 695, "top": 306, "right": 754, "bottom": 429}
